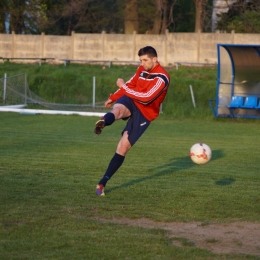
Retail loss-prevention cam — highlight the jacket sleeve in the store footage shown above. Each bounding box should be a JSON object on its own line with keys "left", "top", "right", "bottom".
{"left": 108, "top": 88, "right": 124, "bottom": 102}
{"left": 122, "top": 74, "right": 169, "bottom": 105}
{"left": 108, "top": 68, "right": 140, "bottom": 102}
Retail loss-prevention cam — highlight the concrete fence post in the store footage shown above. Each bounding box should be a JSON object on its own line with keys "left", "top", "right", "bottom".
{"left": 197, "top": 29, "right": 201, "bottom": 63}
{"left": 133, "top": 31, "right": 136, "bottom": 60}
{"left": 231, "top": 30, "right": 235, "bottom": 44}
{"left": 101, "top": 31, "right": 106, "bottom": 60}
{"left": 71, "top": 31, "right": 75, "bottom": 59}
{"left": 11, "top": 31, "right": 15, "bottom": 58}
{"left": 164, "top": 29, "right": 169, "bottom": 66}
{"left": 41, "top": 32, "right": 45, "bottom": 58}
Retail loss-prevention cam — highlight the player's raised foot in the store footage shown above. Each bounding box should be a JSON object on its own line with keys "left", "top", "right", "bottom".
{"left": 96, "top": 184, "right": 105, "bottom": 196}
{"left": 94, "top": 119, "right": 105, "bottom": 135}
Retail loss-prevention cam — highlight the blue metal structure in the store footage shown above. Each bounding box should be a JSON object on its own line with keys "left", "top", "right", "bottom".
{"left": 210, "top": 44, "right": 260, "bottom": 118}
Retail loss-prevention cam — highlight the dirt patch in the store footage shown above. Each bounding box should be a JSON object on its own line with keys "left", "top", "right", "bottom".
{"left": 93, "top": 217, "right": 260, "bottom": 256}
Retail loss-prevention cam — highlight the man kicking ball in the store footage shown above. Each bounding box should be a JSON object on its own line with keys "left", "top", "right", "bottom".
{"left": 94, "top": 46, "right": 170, "bottom": 196}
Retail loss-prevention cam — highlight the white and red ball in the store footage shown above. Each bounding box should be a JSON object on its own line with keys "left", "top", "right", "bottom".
{"left": 190, "top": 143, "right": 212, "bottom": 165}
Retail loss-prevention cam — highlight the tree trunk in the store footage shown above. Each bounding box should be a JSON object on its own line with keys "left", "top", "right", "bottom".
{"left": 193, "top": 0, "right": 208, "bottom": 32}
{"left": 151, "top": 0, "right": 167, "bottom": 34}
{"left": 124, "top": 0, "right": 139, "bottom": 34}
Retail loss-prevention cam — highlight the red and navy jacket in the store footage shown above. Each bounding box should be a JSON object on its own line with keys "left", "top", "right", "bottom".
{"left": 109, "top": 62, "right": 170, "bottom": 121}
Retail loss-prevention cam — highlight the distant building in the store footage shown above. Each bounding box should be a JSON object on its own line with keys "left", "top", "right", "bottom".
{"left": 5, "top": 13, "right": 10, "bottom": 34}
{"left": 212, "top": 0, "right": 237, "bottom": 32}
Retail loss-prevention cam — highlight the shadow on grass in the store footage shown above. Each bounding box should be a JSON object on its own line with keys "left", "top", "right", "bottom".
{"left": 107, "top": 149, "right": 225, "bottom": 193}
{"left": 215, "top": 178, "right": 235, "bottom": 186}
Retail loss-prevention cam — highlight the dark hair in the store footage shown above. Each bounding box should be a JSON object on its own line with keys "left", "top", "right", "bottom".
{"left": 138, "top": 46, "right": 157, "bottom": 58}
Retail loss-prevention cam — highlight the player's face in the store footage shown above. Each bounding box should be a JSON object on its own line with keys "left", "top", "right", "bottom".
{"left": 139, "top": 55, "right": 157, "bottom": 71}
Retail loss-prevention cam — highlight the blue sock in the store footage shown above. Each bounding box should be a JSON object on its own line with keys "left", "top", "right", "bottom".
{"left": 99, "top": 153, "right": 125, "bottom": 186}
{"left": 103, "top": 112, "right": 115, "bottom": 126}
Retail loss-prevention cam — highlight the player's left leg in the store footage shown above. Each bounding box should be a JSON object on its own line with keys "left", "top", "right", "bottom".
{"left": 96, "top": 131, "right": 131, "bottom": 196}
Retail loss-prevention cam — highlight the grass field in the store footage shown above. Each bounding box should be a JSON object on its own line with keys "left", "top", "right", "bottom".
{"left": 1, "top": 112, "right": 260, "bottom": 259}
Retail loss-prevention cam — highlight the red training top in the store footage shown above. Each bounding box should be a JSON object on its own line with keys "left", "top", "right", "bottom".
{"left": 109, "top": 63, "right": 170, "bottom": 121}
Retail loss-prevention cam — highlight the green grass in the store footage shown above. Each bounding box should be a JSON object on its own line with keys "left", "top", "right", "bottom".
{"left": 1, "top": 112, "right": 260, "bottom": 259}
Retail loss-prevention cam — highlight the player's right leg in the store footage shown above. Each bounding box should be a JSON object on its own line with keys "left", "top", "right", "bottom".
{"left": 94, "top": 103, "right": 131, "bottom": 135}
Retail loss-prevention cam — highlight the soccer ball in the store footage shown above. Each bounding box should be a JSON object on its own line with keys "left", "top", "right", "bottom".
{"left": 190, "top": 143, "right": 212, "bottom": 165}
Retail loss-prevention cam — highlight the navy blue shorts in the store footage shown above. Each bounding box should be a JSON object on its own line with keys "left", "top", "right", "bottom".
{"left": 115, "top": 96, "right": 150, "bottom": 146}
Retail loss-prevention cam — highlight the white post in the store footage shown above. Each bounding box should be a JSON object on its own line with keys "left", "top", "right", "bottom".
{"left": 189, "top": 85, "right": 196, "bottom": 108}
{"left": 92, "top": 76, "right": 96, "bottom": 108}
{"left": 25, "top": 74, "right": 27, "bottom": 105}
{"left": 160, "top": 103, "right": 163, "bottom": 113}
{"left": 3, "top": 73, "right": 7, "bottom": 104}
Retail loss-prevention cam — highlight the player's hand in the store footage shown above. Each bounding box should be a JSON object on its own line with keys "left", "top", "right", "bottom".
{"left": 104, "top": 99, "right": 113, "bottom": 108}
{"left": 116, "top": 78, "right": 125, "bottom": 88}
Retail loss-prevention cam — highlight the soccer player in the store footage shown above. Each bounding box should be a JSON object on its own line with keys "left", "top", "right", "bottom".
{"left": 95, "top": 46, "right": 170, "bottom": 196}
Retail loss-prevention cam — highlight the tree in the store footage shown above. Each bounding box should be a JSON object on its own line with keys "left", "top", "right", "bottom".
{"left": 124, "top": 0, "right": 138, "bottom": 34}
{"left": 0, "top": 0, "right": 8, "bottom": 33}
{"left": 0, "top": 0, "right": 50, "bottom": 34}
{"left": 7, "top": 0, "right": 27, "bottom": 34}
{"left": 40, "top": 0, "right": 124, "bottom": 35}
{"left": 150, "top": 0, "right": 167, "bottom": 34}
{"left": 137, "top": 0, "right": 178, "bottom": 34}
{"left": 216, "top": 0, "right": 260, "bottom": 33}
{"left": 193, "top": 0, "right": 208, "bottom": 32}
{"left": 166, "top": 0, "right": 194, "bottom": 32}
{"left": 38, "top": 0, "right": 93, "bottom": 35}
{"left": 0, "top": 0, "right": 210, "bottom": 35}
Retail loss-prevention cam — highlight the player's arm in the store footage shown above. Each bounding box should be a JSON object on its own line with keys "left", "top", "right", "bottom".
{"left": 104, "top": 98, "right": 114, "bottom": 108}
{"left": 107, "top": 67, "right": 141, "bottom": 104}
{"left": 122, "top": 75, "right": 169, "bottom": 104}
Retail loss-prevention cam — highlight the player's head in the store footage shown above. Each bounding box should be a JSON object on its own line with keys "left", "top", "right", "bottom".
{"left": 138, "top": 46, "right": 158, "bottom": 72}
{"left": 138, "top": 46, "right": 157, "bottom": 58}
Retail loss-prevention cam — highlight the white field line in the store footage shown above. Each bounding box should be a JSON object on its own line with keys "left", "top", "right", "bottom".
{"left": 0, "top": 107, "right": 104, "bottom": 117}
